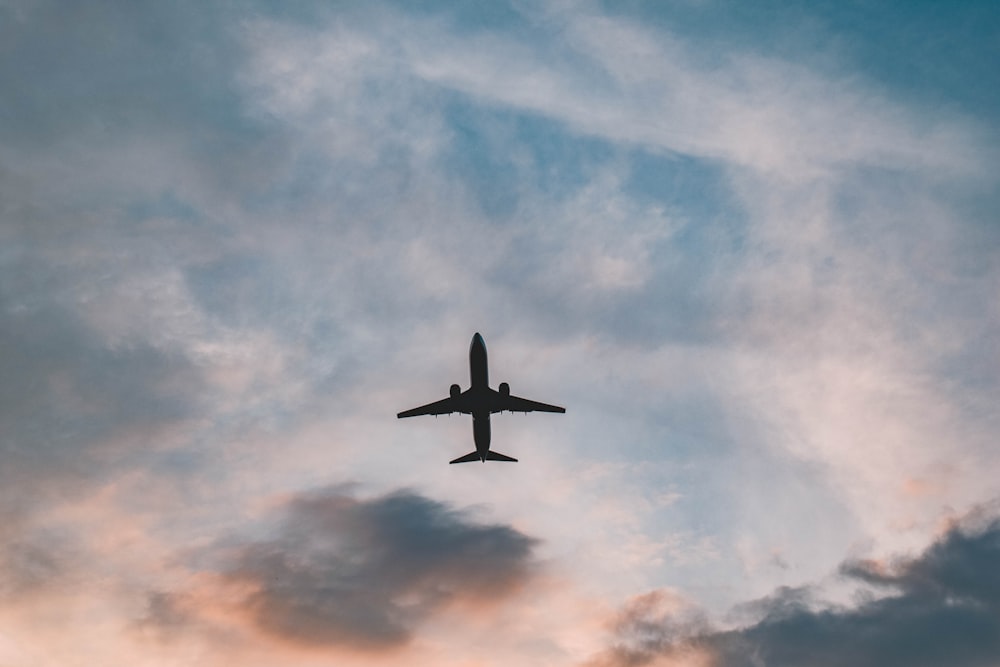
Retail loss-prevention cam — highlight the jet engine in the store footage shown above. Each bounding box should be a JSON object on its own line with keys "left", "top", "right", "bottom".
{"left": 450, "top": 384, "right": 461, "bottom": 398}
{"left": 499, "top": 382, "right": 510, "bottom": 396}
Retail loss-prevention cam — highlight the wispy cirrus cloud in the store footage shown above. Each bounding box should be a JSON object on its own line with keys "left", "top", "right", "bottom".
{"left": 404, "top": 10, "right": 990, "bottom": 180}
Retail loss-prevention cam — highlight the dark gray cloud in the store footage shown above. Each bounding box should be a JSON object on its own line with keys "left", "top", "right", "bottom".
{"left": 212, "top": 487, "right": 539, "bottom": 650}
{"left": 589, "top": 508, "right": 1000, "bottom": 667}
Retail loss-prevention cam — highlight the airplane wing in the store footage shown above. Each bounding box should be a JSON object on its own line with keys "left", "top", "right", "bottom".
{"left": 493, "top": 393, "right": 566, "bottom": 414}
{"left": 397, "top": 396, "right": 462, "bottom": 418}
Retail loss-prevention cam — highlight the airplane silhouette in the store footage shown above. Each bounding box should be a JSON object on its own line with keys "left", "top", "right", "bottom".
{"left": 398, "top": 333, "right": 565, "bottom": 463}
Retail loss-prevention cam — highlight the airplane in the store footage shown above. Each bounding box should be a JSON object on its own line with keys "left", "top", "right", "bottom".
{"left": 397, "top": 333, "right": 565, "bottom": 463}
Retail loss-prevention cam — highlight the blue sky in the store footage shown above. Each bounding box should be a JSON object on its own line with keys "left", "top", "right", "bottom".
{"left": 1, "top": 1, "right": 998, "bottom": 665}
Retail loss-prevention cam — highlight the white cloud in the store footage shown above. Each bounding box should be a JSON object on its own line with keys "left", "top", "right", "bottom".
{"left": 404, "top": 10, "right": 989, "bottom": 180}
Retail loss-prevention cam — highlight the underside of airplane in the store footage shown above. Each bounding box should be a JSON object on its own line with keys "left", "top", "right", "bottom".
{"left": 397, "top": 333, "right": 565, "bottom": 463}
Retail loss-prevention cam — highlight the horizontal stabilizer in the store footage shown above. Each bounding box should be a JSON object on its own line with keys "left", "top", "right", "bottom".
{"left": 448, "top": 451, "right": 519, "bottom": 463}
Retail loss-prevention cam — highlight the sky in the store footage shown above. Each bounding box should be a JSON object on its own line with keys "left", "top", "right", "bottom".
{"left": 1, "top": 1, "right": 999, "bottom": 665}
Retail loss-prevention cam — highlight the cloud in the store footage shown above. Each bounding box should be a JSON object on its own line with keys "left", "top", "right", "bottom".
{"left": 0, "top": 2, "right": 996, "bottom": 664}
{"left": 586, "top": 589, "right": 713, "bottom": 667}
{"left": 156, "top": 486, "right": 541, "bottom": 652}
{"left": 0, "top": 533, "right": 68, "bottom": 598}
{"left": 588, "top": 504, "right": 1000, "bottom": 667}
{"left": 0, "top": 293, "right": 204, "bottom": 522}
{"left": 406, "top": 9, "right": 988, "bottom": 181}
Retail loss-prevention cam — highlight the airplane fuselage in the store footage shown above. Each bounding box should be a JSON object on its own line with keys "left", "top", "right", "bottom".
{"left": 469, "top": 333, "right": 492, "bottom": 459}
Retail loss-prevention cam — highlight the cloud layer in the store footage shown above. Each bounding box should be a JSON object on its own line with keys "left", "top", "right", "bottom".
{"left": 591, "top": 505, "right": 1000, "bottom": 667}
{"left": 0, "top": 1, "right": 997, "bottom": 664}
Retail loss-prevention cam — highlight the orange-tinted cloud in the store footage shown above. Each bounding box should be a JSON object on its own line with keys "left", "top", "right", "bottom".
{"left": 585, "top": 505, "right": 1000, "bottom": 667}
{"left": 146, "top": 486, "right": 541, "bottom": 653}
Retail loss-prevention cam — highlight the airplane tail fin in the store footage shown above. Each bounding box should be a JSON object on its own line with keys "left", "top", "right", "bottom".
{"left": 448, "top": 451, "right": 518, "bottom": 463}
